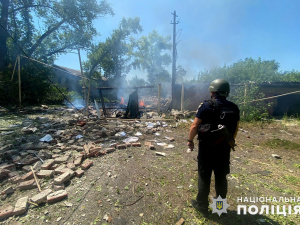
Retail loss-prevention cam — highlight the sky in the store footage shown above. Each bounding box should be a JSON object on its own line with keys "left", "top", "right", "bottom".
{"left": 55, "top": 0, "right": 300, "bottom": 79}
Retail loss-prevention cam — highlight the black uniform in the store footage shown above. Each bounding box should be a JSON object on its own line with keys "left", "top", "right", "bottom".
{"left": 195, "top": 96, "right": 240, "bottom": 210}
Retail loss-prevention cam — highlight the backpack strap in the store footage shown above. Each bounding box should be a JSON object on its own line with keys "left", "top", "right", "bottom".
{"left": 207, "top": 99, "right": 218, "bottom": 110}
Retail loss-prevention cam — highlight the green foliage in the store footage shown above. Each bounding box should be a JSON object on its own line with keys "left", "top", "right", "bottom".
{"left": 280, "top": 70, "right": 300, "bottom": 82}
{"left": 0, "top": 0, "right": 113, "bottom": 106}
{"left": 66, "top": 91, "right": 82, "bottom": 102}
{"left": 45, "top": 85, "right": 69, "bottom": 104}
{"left": 0, "top": 0, "right": 113, "bottom": 68}
{"left": 195, "top": 57, "right": 284, "bottom": 121}
{"left": 293, "top": 164, "right": 300, "bottom": 169}
{"left": 231, "top": 83, "right": 270, "bottom": 121}
{"left": 282, "top": 175, "right": 300, "bottom": 185}
{"left": 130, "top": 30, "right": 172, "bottom": 85}
{"left": 84, "top": 17, "right": 142, "bottom": 82}
{"left": 197, "top": 57, "right": 281, "bottom": 84}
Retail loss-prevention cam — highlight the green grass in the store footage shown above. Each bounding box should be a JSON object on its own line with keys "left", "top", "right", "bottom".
{"left": 293, "top": 164, "right": 300, "bottom": 169}
{"left": 262, "top": 138, "right": 300, "bottom": 151}
{"left": 282, "top": 175, "right": 300, "bottom": 185}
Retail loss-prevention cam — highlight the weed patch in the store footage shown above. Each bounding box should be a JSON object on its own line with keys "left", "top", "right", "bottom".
{"left": 262, "top": 138, "right": 300, "bottom": 151}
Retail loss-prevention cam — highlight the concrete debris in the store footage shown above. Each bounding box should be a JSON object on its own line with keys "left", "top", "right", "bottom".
{"left": 123, "top": 137, "right": 139, "bottom": 143}
{"left": 164, "top": 144, "right": 175, "bottom": 149}
{"left": 39, "top": 134, "right": 53, "bottom": 142}
{"left": 155, "top": 152, "right": 166, "bottom": 157}
{"left": 13, "top": 196, "right": 28, "bottom": 216}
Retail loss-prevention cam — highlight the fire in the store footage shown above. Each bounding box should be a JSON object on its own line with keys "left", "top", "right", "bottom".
{"left": 120, "top": 97, "right": 124, "bottom": 105}
{"left": 139, "top": 99, "right": 145, "bottom": 107}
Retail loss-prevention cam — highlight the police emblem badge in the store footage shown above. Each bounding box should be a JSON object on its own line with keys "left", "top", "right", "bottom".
{"left": 216, "top": 201, "right": 223, "bottom": 210}
{"left": 210, "top": 195, "right": 230, "bottom": 216}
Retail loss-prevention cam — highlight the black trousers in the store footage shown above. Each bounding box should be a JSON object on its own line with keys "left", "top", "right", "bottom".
{"left": 196, "top": 141, "right": 230, "bottom": 209}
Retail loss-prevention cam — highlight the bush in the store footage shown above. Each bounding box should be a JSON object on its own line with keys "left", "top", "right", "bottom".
{"left": 231, "top": 83, "right": 270, "bottom": 121}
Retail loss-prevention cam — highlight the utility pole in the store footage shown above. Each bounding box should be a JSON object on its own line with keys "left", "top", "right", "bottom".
{"left": 171, "top": 11, "right": 178, "bottom": 109}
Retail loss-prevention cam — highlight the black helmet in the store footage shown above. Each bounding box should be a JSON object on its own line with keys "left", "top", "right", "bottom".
{"left": 208, "top": 79, "right": 230, "bottom": 97}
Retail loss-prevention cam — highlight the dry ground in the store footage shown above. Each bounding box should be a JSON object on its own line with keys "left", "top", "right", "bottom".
{"left": 0, "top": 107, "right": 299, "bottom": 225}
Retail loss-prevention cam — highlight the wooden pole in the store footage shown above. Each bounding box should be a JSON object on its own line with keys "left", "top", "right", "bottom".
{"left": 18, "top": 55, "right": 21, "bottom": 107}
{"left": 158, "top": 83, "right": 161, "bottom": 113}
{"left": 94, "top": 100, "right": 101, "bottom": 118}
{"left": 171, "top": 11, "right": 178, "bottom": 109}
{"left": 86, "top": 79, "right": 91, "bottom": 115}
{"left": 11, "top": 57, "right": 18, "bottom": 81}
{"left": 78, "top": 49, "right": 87, "bottom": 112}
{"left": 31, "top": 166, "right": 41, "bottom": 192}
{"left": 181, "top": 84, "right": 184, "bottom": 112}
{"left": 243, "top": 83, "right": 247, "bottom": 118}
{"left": 99, "top": 89, "right": 107, "bottom": 116}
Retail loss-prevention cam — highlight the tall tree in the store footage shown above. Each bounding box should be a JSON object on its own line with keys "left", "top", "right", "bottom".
{"left": 280, "top": 70, "right": 300, "bottom": 82}
{"left": 197, "top": 57, "right": 281, "bottom": 84}
{"left": 0, "top": 0, "right": 113, "bottom": 71}
{"left": 130, "top": 30, "right": 172, "bottom": 85}
{"left": 84, "top": 17, "right": 142, "bottom": 82}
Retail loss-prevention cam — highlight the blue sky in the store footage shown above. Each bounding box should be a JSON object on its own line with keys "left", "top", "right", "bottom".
{"left": 55, "top": 0, "right": 300, "bottom": 79}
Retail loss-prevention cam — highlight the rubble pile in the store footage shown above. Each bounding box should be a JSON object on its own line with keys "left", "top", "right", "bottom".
{"left": 0, "top": 106, "right": 185, "bottom": 221}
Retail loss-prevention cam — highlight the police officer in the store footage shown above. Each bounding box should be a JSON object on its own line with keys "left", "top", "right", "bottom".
{"left": 187, "top": 79, "right": 240, "bottom": 216}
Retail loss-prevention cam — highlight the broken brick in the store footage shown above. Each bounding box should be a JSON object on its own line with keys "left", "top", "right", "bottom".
{"left": 41, "top": 159, "right": 55, "bottom": 170}
{"left": 0, "top": 169, "right": 10, "bottom": 177}
{"left": 50, "top": 163, "right": 60, "bottom": 170}
{"left": 0, "top": 206, "right": 14, "bottom": 220}
{"left": 131, "top": 142, "right": 141, "bottom": 147}
{"left": 54, "top": 171, "right": 74, "bottom": 185}
{"left": 30, "top": 189, "right": 53, "bottom": 205}
{"left": 1, "top": 186, "right": 15, "bottom": 195}
{"left": 36, "top": 170, "right": 54, "bottom": 178}
{"left": 23, "top": 157, "right": 39, "bottom": 165}
{"left": 54, "top": 155, "right": 69, "bottom": 164}
{"left": 105, "top": 148, "right": 116, "bottom": 154}
{"left": 13, "top": 196, "right": 28, "bottom": 216}
{"left": 9, "top": 175, "right": 23, "bottom": 184}
{"left": 21, "top": 171, "right": 34, "bottom": 181}
{"left": 47, "top": 190, "right": 68, "bottom": 204}
{"left": 73, "top": 155, "right": 83, "bottom": 166}
{"left": 66, "top": 162, "right": 76, "bottom": 170}
{"left": 144, "top": 142, "right": 152, "bottom": 146}
{"left": 90, "top": 147, "right": 102, "bottom": 152}
{"left": 18, "top": 179, "right": 36, "bottom": 190}
{"left": 53, "top": 183, "right": 65, "bottom": 191}
{"left": 83, "top": 143, "right": 95, "bottom": 154}
{"left": 54, "top": 165, "right": 68, "bottom": 175}
{"left": 75, "top": 168, "right": 84, "bottom": 177}
{"left": 0, "top": 164, "right": 16, "bottom": 170}
{"left": 116, "top": 144, "right": 127, "bottom": 149}
{"left": 81, "top": 160, "right": 93, "bottom": 170}
{"left": 87, "top": 149, "right": 99, "bottom": 158}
